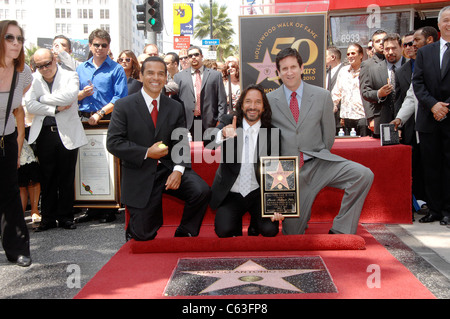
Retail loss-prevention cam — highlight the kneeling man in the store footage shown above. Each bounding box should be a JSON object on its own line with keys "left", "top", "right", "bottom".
{"left": 208, "top": 84, "right": 282, "bottom": 237}
{"left": 107, "top": 56, "right": 210, "bottom": 241}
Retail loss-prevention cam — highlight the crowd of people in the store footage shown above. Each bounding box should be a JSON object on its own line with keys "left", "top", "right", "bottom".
{"left": 1, "top": 5, "right": 449, "bottom": 267}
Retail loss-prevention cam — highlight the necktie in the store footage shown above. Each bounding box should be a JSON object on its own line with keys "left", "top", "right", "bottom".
{"left": 240, "top": 132, "right": 253, "bottom": 197}
{"left": 151, "top": 100, "right": 158, "bottom": 127}
{"left": 290, "top": 92, "right": 299, "bottom": 123}
{"left": 289, "top": 92, "right": 305, "bottom": 168}
{"left": 441, "top": 42, "right": 450, "bottom": 79}
{"left": 390, "top": 65, "right": 396, "bottom": 102}
{"left": 194, "top": 69, "right": 201, "bottom": 116}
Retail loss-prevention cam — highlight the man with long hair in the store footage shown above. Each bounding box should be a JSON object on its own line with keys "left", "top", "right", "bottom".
{"left": 208, "top": 84, "right": 282, "bottom": 237}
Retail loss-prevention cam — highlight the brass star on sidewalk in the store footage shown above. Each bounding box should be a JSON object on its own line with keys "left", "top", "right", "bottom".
{"left": 183, "top": 260, "right": 321, "bottom": 294}
{"left": 267, "top": 161, "right": 294, "bottom": 190}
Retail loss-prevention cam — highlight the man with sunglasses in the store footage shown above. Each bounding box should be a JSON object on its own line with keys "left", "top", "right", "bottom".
{"left": 76, "top": 29, "right": 127, "bottom": 126}
{"left": 25, "top": 48, "right": 88, "bottom": 231}
{"left": 174, "top": 46, "right": 226, "bottom": 143}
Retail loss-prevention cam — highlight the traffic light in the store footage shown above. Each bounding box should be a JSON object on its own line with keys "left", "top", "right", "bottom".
{"left": 146, "top": 0, "right": 163, "bottom": 32}
{"left": 136, "top": 3, "right": 146, "bottom": 32}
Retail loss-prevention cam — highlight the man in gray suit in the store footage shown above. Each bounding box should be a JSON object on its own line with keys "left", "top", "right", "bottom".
{"left": 174, "top": 46, "right": 227, "bottom": 142}
{"left": 267, "top": 48, "right": 374, "bottom": 235}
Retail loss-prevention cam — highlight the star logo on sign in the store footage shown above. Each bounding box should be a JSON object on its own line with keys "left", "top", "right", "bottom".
{"left": 248, "top": 49, "right": 279, "bottom": 85}
{"left": 267, "top": 161, "right": 294, "bottom": 190}
{"left": 183, "top": 260, "right": 321, "bottom": 294}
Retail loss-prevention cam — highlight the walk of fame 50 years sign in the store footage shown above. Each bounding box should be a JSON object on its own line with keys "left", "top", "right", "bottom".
{"left": 260, "top": 156, "right": 300, "bottom": 218}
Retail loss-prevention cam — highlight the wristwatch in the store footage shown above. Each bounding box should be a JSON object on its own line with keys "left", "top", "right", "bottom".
{"left": 97, "top": 109, "right": 106, "bottom": 118}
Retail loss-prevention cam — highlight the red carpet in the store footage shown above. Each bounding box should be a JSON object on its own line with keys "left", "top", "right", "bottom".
{"left": 75, "top": 223, "right": 435, "bottom": 299}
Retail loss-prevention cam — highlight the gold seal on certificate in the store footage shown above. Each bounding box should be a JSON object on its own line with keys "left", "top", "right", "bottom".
{"left": 260, "top": 156, "right": 300, "bottom": 218}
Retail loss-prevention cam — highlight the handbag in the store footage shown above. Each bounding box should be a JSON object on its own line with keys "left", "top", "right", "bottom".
{"left": 0, "top": 67, "right": 18, "bottom": 157}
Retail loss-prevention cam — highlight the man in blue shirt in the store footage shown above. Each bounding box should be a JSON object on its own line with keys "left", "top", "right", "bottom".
{"left": 76, "top": 29, "right": 127, "bottom": 224}
{"left": 77, "top": 29, "right": 127, "bottom": 126}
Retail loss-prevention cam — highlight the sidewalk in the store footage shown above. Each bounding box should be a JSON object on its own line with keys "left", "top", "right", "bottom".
{"left": 0, "top": 210, "right": 449, "bottom": 299}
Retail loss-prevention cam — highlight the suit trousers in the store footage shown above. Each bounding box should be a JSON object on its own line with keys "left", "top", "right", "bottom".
{"left": 127, "top": 164, "right": 211, "bottom": 241}
{"left": 36, "top": 126, "right": 79, "bottom": 224}
{"left": 282, "top": 158, "right": 374, "bottom": 235}
{"left": 0, "top": 131, "right": 31, "bottom": 259}
{"left": 214, "top": 189, "right": 279, "bottom": 238}
{"left": 418, "top": 123, "right": 450, "bottom": 218}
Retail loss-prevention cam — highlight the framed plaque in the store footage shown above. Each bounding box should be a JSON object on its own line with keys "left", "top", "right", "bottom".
{"left": 74, "top": 126, "right": 120, "bottom": 208}
{"left": 260, "top": 156, "right": 300, "bottom": 218}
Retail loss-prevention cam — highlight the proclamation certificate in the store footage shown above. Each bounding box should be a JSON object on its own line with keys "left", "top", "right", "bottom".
{"left": 75, "top": 128, "right": 117, "bottom": 201}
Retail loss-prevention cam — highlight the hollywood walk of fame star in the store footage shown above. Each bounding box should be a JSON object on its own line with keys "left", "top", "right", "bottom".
{"left": 267, "top": 161, "right": 294, "bottom": 190}
{"left": 247, "top": 49, "right": 279, "bottom": 85}
{"left": 182, "top": 260, "right": 322, "bottom": 294}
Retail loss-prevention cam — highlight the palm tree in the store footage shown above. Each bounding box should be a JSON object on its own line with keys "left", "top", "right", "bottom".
{"left": 25, "top": 45, "right": 39, "bottom": 66}
{"left": 194, "top": 1, "right": 236, "bottom": 62}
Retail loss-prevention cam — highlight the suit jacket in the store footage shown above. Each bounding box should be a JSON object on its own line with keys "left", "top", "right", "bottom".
{"left": 413, "top": 41, "right": 450, "bottom": 133}
{"left": 106, "top": 92, "right": 190, "bottom": 209}
{"left": 25, "top": 66, "right": 87, "bottom": 150}
{"left": 208, "top": 114, "right": 280, "bottom": 210}
{"left": 174, "top": 66, "right": 227, "bottom": 130}
{"left": 267, "top": 82, "right": 345, "bottom": 163}
{"left": 360, "top": 56, "right": 406, "bottom": 134}
{"left": 394, "top": 59, "right": 416, "bottom": 145}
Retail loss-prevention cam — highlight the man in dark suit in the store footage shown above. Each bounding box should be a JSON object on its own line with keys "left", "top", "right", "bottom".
{"left": 107, "top": 56, "right": 211, "bottom": 241}
{"left": 361, "top": 33, "right": 406, "bottom": 137}
{"left": 207, "top": 85, "right": 281, "bottom": 238}
{"left": 174, "top": 46, "right": 227, "bottom": 142}
{"left": 359, "top": 30, "right": 386, "bottom": 134}
{"left": 412, "top": 6, "right": 450, "bottom": 226}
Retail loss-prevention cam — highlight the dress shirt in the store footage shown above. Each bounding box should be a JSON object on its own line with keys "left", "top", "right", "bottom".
{"left": 282, "top": 82, "right": 311, "bottom": 161}
{"left": 230, "top": 119, "right": 261, "bottom": 194}
{"left": 77, "top": 55, "right": 128, "bottom": 113}
{"left": 140, "top": 88, "right": 185, "bottom": 175}
{"left": 191, "top": 66, "right": 204, "bottom": 102}
{"left": 331, "top": 65, "right": 365, "bottom": 120}
{"left": 440, "top": 38, "right": 450, "bottom": 67}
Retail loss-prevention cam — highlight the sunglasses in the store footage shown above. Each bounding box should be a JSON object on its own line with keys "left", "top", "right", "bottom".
{"left": 347, "top": 52, "right": 358, "bottom": 56}
{"left": 4, "top": 34, "right": 25, "bottom": 44}
{"left": 180, "top": 56, "right": 188, "bottom": 61}
{"left": 93, "top": 43, "right": 108, "bottom": 49}
{"left": 118, "top": 58, "right": 131, "bottom": 63}
{"left": 188, "top": 52, "right": 201, "bottom": 59}
{"left": 36, "top": 60, "right": 53, "bottom": 70}
{"left": 403, "top": 41, "right": 414, "bottom": 48}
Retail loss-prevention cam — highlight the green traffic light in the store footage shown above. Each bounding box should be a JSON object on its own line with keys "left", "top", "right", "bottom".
{"left": 149, "top": 18, "right": 156, "bottom": 25}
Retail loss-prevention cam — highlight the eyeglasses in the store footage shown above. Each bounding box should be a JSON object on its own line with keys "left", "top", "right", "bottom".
{"left": 118, "top": 58, "right": 131, "bottom": 63}
{"left": 403, "top": 41, "right": 414, "bottom": 48}
{"left": 93, "top": 43, "right": 108, "bottom": 49}
{"left": 36, "top": 60, "right": 53, "bottom": 70}
{"left": 4, "top": 34, "right": 25, "bottom": 44}
{"left": 180, "top": 56, "right": 188, "bottom": 61}
{"left": 188, "top": 52, "right": 201, "bottom": 59}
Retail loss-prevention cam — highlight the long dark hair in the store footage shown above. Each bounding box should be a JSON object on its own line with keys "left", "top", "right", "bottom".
{"left": 0, "top": 20, "right": 25, "bottom": 71}
{"left": 234, "top": 84, "right": 272, "bottom": 128}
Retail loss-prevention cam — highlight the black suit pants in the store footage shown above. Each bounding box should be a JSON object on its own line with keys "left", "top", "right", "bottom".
{"left": 419, "top": 121, "right": 450, "bottom": 218}
{"left": 127, "top": 164, "right": 211, "bottom": 241}
{"left": 36, "top": 126, "right": 78, "bottom": 224}
{"left": 0, "top": 132, "right": 30, "bottom": 259}
{"left": 214, "top": 189, "right": 279, "bottom": 238}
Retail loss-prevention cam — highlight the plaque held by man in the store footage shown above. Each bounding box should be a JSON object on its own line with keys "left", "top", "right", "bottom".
{"left": 260, "top": 156, "right": 300, "bottom": 218}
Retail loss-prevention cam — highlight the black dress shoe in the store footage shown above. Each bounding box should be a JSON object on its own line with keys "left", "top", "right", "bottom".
{"left": 35, "top": 220, "right": 58, "bottom": 232}
{"left": 440, "top": 216, "right": 450, "bottom": 226}
{"left": 419, "top": 213, "right": 440, "bottom": 223}
{"left": 8, "top": 255, "right": 32, "bottom": 267}
{"left": 247, "top": 226, "right": 260, "bottom": 236}
{"left": 174, "top": 229, "right": 193, "bottom": 237}
{"left": 125, "top": 230, "right": 133, "bottom": 242}
{"left": 60, "top": 220, "right": 77, "bottom": 229}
